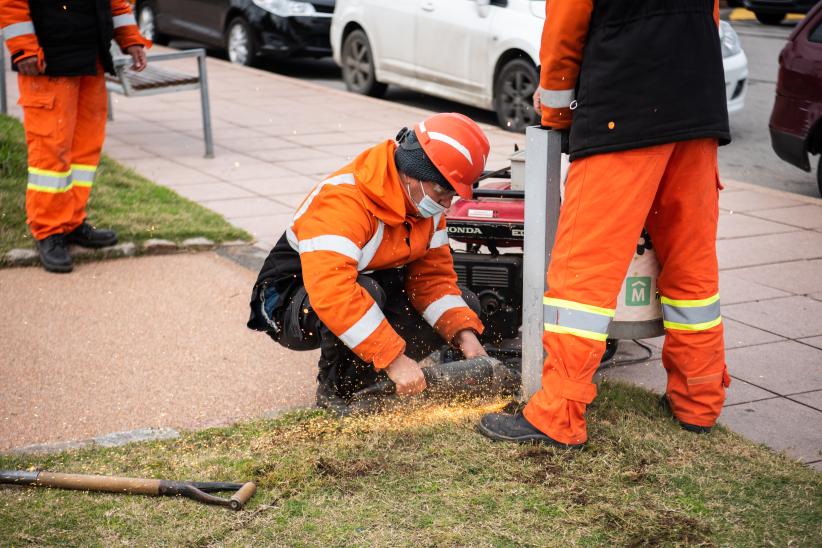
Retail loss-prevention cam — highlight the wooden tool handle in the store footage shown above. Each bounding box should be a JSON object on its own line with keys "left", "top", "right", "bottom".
{"left": 37, "top": 472, "right": 161, "bottom": 495}
{"left": 229, "top": 482, "right": 257, "bottom": 510}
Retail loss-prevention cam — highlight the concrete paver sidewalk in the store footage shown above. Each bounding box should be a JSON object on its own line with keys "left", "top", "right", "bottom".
{"left": 2, "top": 51, "right": 821, "bottom": 469}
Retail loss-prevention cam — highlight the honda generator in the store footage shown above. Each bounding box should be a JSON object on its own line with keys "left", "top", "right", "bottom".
{"left": 446, "top": 166, "right": 623, "bottom": 362}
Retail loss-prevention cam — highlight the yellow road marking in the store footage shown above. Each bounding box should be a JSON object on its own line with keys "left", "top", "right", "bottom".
{"left": 729, "top": 8, "right": 805, "bottom": 22}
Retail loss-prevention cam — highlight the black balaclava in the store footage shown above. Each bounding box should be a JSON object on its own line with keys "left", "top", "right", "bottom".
{"left": 393, "top": 127, "right": 453, "bottom": 191}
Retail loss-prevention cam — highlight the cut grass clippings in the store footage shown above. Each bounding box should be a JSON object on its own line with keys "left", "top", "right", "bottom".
{"left": 1, "top": 382, "right": 819, "bottom": 546}
{"left": 0, "top": 114, "right": 250, "bottom": 255}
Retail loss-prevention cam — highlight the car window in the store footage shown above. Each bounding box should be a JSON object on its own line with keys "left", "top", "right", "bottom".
{"left": 809, "top": 21, "right": 822, "bottom": 43}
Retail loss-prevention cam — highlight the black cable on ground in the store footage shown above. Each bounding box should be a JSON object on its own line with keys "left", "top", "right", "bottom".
{"left": 598, "top": 339, "right": 655, "bottom": 370}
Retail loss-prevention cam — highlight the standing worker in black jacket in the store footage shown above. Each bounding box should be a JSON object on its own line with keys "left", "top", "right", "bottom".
{"left": 479, "top": 0, "right": 732, "bottom": 447}
{"left": 1, "top": 0, "right": 151, "bottom": 272}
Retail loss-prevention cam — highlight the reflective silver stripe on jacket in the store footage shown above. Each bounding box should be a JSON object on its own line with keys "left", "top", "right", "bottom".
{"left": 339, "top": 302, "right": 386, "bottom": 349}
{"left": 358, "top": 221, "right": 384, "bottom": 270}
{"left": 112, "top": 13, "right": 137, "bottom": 28}
{"left": 293, "top": 173, "right": 355, "bottom": 223}
{"left": 286, "top": 173, "right": 356, "bottom": 251}
{"left": 298, "top": 235, "right": 361, "bottom": 262}
{"left": 2, "top": 21, "right": 36, "bottom": 39}
{"left": 543, "top": 304, "right": 612, "bottom": 337}
{"left": 539, "top": 87, "right": 575, "bottom": 109}
{"left": 422, "top": 294, "right": 469, "bottom": 326}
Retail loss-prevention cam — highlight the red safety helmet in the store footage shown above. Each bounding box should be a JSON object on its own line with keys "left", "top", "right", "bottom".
{"left": 413, "top": 113, "right": 490, "bottom": 200}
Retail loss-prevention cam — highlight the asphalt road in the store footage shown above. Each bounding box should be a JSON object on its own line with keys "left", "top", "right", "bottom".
{"left": 723, "top": 19, "right": 819, "bottom": 198}
{"left": 172, "top": 15, "right": 820, "bottom": 198}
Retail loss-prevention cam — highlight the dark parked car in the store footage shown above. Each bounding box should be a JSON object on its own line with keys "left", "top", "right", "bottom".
{"left": 136, "top": 0, "right": 334, "bottom": 65}
{"left": 744, "top": 0, "right": 819, "bottom": 26}
{"left": 769, "top": 1, "right": 822, "bottom": 195}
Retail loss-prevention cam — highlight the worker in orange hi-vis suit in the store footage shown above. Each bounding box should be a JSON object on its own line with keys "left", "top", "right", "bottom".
{"left": 1, "top": 0, "right": 151, "bottom": 272}
{"left": 478, "top": 0, "right": 731, "bottom": 448}
{"left": 247, "top": 113, "right": 491, "bottom": 415}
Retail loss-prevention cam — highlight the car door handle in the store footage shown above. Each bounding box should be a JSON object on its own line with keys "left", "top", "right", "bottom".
{"left": 421, "top": 1, "right": 435, "bottom": 11}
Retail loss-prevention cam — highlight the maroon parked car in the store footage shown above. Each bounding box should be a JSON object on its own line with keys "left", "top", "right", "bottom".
{"left": 769, "top": 2, "right": 822, "bottom": 196}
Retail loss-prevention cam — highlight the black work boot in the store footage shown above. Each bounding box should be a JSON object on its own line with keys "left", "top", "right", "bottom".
{"left": 65, "top": 221, "right": 118, "bottom": 248}
{"left": 478, "top": 412, "right": 584, "bottom": 449}
{"left": 36, "top": 234, "right": 73, "bottom": 273}
{"left": 659, "top": 395, "right": 712, "bottom": 434}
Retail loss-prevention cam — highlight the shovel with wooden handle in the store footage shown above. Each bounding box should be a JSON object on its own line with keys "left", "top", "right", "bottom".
{"left": 0, "top": 470, "right": 256, "bottom": 510}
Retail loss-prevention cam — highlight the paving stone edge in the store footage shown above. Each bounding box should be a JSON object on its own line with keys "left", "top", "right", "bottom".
{"left": 0, "top": 239, "right": 254, "bottom": 268}
{"left": 5, "top": 427, "right": 181, "bottom": 455}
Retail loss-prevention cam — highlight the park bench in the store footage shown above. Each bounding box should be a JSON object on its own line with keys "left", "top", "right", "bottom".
{"left": 106, "top": 47, "right": 214, "bottom": 158}
{"left": 0, "top": 39, "right": 214, "bottom": 158}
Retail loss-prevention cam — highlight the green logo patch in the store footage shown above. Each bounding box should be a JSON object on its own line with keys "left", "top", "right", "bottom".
{"left": 626, "top": 277, "right": 651, "bottom": 306}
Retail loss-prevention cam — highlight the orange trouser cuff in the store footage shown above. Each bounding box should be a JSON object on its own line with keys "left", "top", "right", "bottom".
{"left": 548, "top": 371, "right": 597, "bottom": 404}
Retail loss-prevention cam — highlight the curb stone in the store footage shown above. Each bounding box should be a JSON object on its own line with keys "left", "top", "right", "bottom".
{"left": 142, "top": 238, "right": 179, "bottom": 255}
{"left": 3, "top": 248, "right": 38, "bottom": 266}
{"left": 7, "top": 427, "right": 180, "bottom": 455}
{"left": 1, "top": 240, "right": 255, "bottom": 268}
{"left": 181, "top": 237, "right": 215, "bottom": 251}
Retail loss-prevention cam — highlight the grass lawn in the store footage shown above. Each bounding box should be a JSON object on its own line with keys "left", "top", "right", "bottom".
{"left": 0, "top": 114, "right": 250, "bottom": 255}
{"left": 1, "top": 382, "right": 819, "bottom": 546}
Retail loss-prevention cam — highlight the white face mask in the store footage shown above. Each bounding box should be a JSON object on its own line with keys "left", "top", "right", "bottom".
{"left": 408, "top": 182, "right": 447, "bottom": 218}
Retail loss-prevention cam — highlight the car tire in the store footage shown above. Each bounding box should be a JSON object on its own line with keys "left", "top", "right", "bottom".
{"left": 226, "top": 17, "right": 257, "bottom": 66}
{"left": 341, "top": 29, "right": 387, "bottom": 98}
{"left": 817, "top": 155, "right": 821, "bottom": 198}
{"left": 137, "top": 3, "right": 169, "bottom": 46}
{"left": 493, "top": 57, "right": 540, "bottom": 133}
{"left": 755, "top": 11, "right": 786, "bottom": 25}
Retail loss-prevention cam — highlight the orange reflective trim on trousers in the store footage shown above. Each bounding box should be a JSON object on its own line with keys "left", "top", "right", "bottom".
{"left": 71, "top": 164, "right": 97, "bottom": 188}
{"left": 523, "top": 144, "right": 676, "bottom": 444}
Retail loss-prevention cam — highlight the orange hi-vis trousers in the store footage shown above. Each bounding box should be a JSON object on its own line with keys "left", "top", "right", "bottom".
{"left": 19, "top": 70, "right": 108, "bottom": 240}
{"left": 523, "top": 139, "right": 729, "bottom": 446}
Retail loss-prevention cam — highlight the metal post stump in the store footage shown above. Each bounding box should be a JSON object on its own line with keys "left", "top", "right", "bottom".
{"left": 1, "top": 33, "right": 7, "bottom": 115}
{"left": 520, "top": 127, "right": 563, "bottom": 401}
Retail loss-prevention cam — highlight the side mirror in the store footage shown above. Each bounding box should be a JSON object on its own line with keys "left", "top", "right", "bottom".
{"left": 476, "top": 0, "right": 491, "bottom": 18}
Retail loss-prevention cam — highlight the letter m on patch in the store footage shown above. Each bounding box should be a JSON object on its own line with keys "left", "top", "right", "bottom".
{"left": 626, "top": 277, "right": 651, "bottom": 306}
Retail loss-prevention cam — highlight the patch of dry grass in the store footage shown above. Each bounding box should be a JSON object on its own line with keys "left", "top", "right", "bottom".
{"left": 1, "top": 382, "right": 820, "bottom": 546}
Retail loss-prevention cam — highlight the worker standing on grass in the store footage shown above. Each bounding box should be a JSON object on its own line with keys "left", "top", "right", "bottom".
{"left": 0, "top": 0, "right": 150, "bottom": 273}
{"left": 478, "top": 0, "right": 731, "bottom": 447}
{"left": 248, "top": 113, "right": 491, "bottom": 415}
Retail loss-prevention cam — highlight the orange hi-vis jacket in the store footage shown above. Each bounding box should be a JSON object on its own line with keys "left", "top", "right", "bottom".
{"left": 538, "top": 0, "right": 720, "bottom": 129}
{"left": 1, "top": 0, "right": 149, "bottom": 74}
{"left": 287, "top": 140, "right": 483, "bottom": 369}
{"left": 538, "top": 0, "right": 726, "bottom": 160}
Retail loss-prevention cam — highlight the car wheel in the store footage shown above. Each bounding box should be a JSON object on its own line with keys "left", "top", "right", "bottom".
{"left": 137, "top": 3, "right": 169, "bottom": 46}
{"left": 341, "top": 29, "right": 387, "bottom": 97}
{"left": 494, "top": 57, "right": 540, "bottom": 133}
{"left": 817, "top": 155, "right": 821, "bottom": 198}
{"left": 226, "top": 17, "right": 257, "bottom": 66}
{"left": 755, "top": 11, "right": 786, "bottom": 25}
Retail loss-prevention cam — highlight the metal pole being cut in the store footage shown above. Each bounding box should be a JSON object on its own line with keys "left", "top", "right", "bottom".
{"left": 520, "top": 127, "right": 562, "bottom": 401}
{"left": 1, "top": 33, "right": 7, "bottom": 115}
